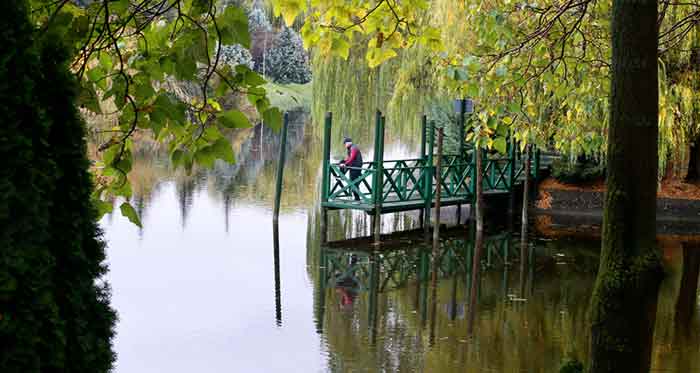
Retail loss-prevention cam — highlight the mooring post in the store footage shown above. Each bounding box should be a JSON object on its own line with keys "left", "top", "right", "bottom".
{"left": 273, "top": 112, "right": 289, "bottom": 222}
{"left": 457, "top": 100, "right": 466, "bottom": 225}
{"left": 419, "top": 115, "right": 427, "bottom": 228}
{"left": 372, "top": 111, "right": 385, "bottom": 244}
{"left": 272, "top": 221, "right": 282, "bottom": 326}
{"left": 320, "top": 112, "right": 332, "bottom": 243}
{"left": 508, "top": 133, "right": 517, "bottom": 215}
{"left": 430, "top": 127, "right": 445, "bottom": 330}
{"left": 423, "top": 122, "right": 435, "bottom": 240}
{"left": 432, "top": 126, "right": 445, "bottom": 257}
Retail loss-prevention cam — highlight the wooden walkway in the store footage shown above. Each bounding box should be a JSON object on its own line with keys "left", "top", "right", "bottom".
{"left": 317, "top": 110, "right": 552, "bottom": 244}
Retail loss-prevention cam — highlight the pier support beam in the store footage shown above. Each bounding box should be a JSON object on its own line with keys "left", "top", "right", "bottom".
{"left": 423, "top": 122, "right": 435, "bottom": 241}
{"left": 372, "top": 111, "right": 385, "bottom": 244}
{"left": 320, "top": 112, "right": 332, "bottom": 243}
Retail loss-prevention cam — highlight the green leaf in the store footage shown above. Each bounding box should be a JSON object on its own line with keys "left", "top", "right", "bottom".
{"left": 331, "top": 37, "right": 350, "bottom": 59}
{"left": 263, "top": 107, "right": 282, "bottom": 132}
{"left": 94, "top": 199, "right": 114, "bottom": 220}
{"left": 211, "top": 138, "right": 236, "bottom": 164}
{"left": 194, "top": 146, "right": 216, "bottom": 168}
{"left": 78, "top": 84, "right": 101, "bottom": 113}
{"left": 120, "top": 202, "right": 142, "bottom": 227}
{"left": 493, "top": 137, "right": 507, "bottom": 154}
{"left": 218, "top": 110, "right": 251, "bottom": 128}
{"left": 217, "top": 6, "right": 250, "bottom": 48}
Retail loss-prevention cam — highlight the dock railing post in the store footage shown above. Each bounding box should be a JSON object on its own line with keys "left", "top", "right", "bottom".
{"left": 273, "top": 112, "right": 289, "bottom": 223}
{"left": 419, "top": 115, "right": 427, "bottom": 228}
{"left": 431, "top": 127, "right": 445, "bottom": 307}
{"left": 423, "top": 122, "right": 435, "bottom": 241}
{"left": 457, "top": 100, "right": 466, "bottom": 225}
{"left": 372, "top": 111, "right": 385, "bottom": 244}
{"left": 320, "top": 112, "right": 332, "bottom": 243}
{"left": 508, "top": 133, "right": 517, "bottom": 215}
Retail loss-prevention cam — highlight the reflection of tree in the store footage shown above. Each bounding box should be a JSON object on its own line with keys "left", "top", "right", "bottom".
{"left": 675, "top": 243, "right": 700, "bottom": 337}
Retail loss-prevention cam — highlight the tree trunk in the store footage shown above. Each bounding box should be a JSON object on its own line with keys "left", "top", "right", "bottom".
{"left": 588, "top": 1, "right": 664, "bottom": 372}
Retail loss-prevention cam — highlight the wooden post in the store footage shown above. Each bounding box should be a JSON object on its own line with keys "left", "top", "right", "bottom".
{"left": 320, "top": 112, "right": 332, "bottom": 243}
{"left": 273, "top": 221, "right": 282, "bottom": 326}
{"left": 432, "top": 127, "right": 445, "bottom": 268}
{"left": 273, "top": 112, "right": 289, "bottom": 222}
{"left": 429, "top": 127, "right": 444, "bottom": 343}
{"left": 520, "top": 144, "right": 532, "bottom": 276}
{"left": 372, "top": 111, "right": 385, "bottom": 244}
{"left": 423, "top": 122, "right": 435, "bottom": 240}
{"left": 419, "top": 115, "right": 427, "bottom": 229}
{"left": 508, "top": 134, "right": 517, "bottom": 215}
{"left": 457, "top": 100, "right": 466, "bottom": 224}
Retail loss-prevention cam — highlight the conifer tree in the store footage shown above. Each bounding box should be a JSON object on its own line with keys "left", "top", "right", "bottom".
{"left": 0, "top": 1, "right": 64, "bottom": 371}
{"left": 38, "top": 34, "right": 116, "bottom": 373}
{"left": 0, "top": 2, "right": 115, "bottom": 372}
{"left": 264, "top": 27, "right": 312, "bottom": 84}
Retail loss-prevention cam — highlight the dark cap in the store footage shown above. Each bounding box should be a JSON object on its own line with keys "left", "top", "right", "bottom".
{"left": 343, "top": 137, "right": 352, "bottom": 144}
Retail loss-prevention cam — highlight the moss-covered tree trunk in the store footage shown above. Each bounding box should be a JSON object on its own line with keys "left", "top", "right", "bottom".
{"left": 588, "top": 1, "right": 664, "bottom": 372}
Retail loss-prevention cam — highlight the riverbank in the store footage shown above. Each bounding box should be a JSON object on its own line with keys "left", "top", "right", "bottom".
{"left": 534, "top": 177, "right": 700, "bottom": 237}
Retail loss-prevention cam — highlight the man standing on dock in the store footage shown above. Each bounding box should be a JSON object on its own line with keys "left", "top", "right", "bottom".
{"left": 340, "top": 137, "right": 363, "bottom": 201}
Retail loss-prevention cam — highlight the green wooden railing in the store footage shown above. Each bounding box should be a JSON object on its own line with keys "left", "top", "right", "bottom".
{"left": 320, "top": 111, "right": 540, "bottom": 212}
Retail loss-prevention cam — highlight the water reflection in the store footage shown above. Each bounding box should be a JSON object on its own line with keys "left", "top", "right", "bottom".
{"left": 101, "top": 114, "right": 700, "bottom": 373}
{"left": 308, "top": 227, "right": 700, "bottom": 372}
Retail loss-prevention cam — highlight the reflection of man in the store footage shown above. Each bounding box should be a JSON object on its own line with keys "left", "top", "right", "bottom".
{"left": 335, "top": 254, "right": 360, "bottom": 310}
{"left": 339, "top": 137, "right": 363, "bottom": 201}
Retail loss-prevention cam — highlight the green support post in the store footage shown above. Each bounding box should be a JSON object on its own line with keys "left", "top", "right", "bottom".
{"left": 457, "top": 103, "right": 465, "bottom": 224}
{"left": 372, "top": 111, "right": 385, "bottom": 244}
{"left": 508, "top": 133, "right": 516, "bottom": 188}
{"left": 320, "top": 112, "right": 332, "bottom": 243}
{"left": 420, "top": 114, "right": 427, "bottom": 160}
{"left": 419, "top": 115, "right": 427, "bottom": 228}
{"left": 470, "top": 138, "right": 477, "bottom": 205}
{"left": 273, "top": 112, "right": 289, "bottom": 222}
{"left": 423, "top": 122, "right": 435, "bottom": 240}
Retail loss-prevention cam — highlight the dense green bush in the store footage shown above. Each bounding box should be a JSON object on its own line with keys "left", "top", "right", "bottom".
{"left": 552, "top": 157, "right": 606, "bottom": 184}
{"left": 221, "top": 43, "right": 254, "bottom": 70}
{"left": 0, "top": 2, "right": 115, "bottom": 372}
{"left": 39, "top": 34, "right": 116, "bottom": 372}
{"left": 264, "top": 27, "right": 312, "bottom": 84}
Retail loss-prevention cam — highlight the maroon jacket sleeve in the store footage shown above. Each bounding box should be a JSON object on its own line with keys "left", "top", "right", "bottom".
{"left": 343, "top": 147, "right": 359, "bottom": 166}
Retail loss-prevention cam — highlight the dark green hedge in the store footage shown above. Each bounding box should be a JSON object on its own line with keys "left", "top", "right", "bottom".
{"left": 0, "top": 2, "right": 115, "bottom": 372}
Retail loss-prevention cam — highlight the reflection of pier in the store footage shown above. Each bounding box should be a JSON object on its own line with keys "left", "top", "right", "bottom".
{"left": 313, "top": 227, "right": 520, "bottom": 337}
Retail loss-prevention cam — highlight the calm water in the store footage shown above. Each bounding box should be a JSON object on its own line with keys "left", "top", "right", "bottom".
{"left": 101, "top": 114, "right": 700, "bottom": 372}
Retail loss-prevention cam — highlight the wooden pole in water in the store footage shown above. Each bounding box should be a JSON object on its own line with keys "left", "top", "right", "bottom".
{"left": 520, "top": 144, "right": 532, "bottom": 293}
{"left": 273, "top": 112, "right": 289, "bottom": 222}
{"left": 272, "top": 221, "right": 282, "bottom": 326}
{"left": 423, "top": 123, "right": 435, "bottom": 240}
{"left": 457, "top": 100, "right": 466, "bottom": 225}
{"left": 419, "top": 115, "right": 427, "bottom": 228}
{"left": 372, "top": 111, "right": 385, "bottom": 244}
{"left": 432, "top": 127, "right": 444, "bottom": 259}
{"left": 320, "top": 112, "right": 332, "bottom": 243}
{"left": 429, "top": 127, "right": 444, "bottom": 343}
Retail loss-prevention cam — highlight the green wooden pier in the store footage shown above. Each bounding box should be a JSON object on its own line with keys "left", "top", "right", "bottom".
{"left": 319, "top": 110, "right": 544, "bottom": 243}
